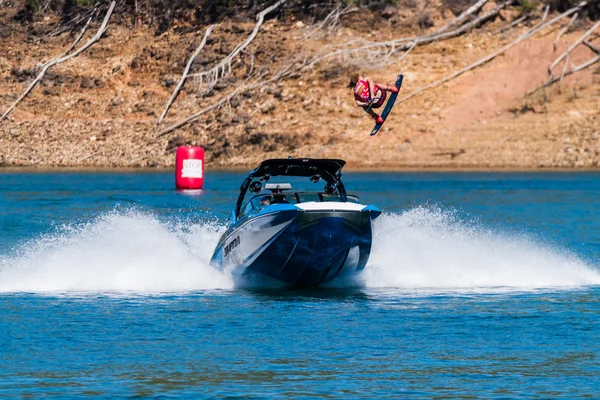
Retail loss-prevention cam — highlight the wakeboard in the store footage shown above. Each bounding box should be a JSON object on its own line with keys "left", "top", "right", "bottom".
{"left": 370, "top": 74, "right": 404, "bottom": 136}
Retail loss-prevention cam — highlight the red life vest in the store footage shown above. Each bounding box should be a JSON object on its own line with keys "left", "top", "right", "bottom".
{"left": 353, "top": 79, "right": 386, "bottom": 107}
{"left": 353, "top": 79, "right": 371, "bottom": 102}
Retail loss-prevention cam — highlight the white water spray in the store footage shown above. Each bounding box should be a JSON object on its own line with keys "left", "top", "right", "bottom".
{"left": 0, "top": 207, "right": 598, "bottom": 293}
{"left": 365, "top": 207, "right": 600, "bottom": 290}
{"left": 0, "top": 210, "right": 232, "bottom": 293}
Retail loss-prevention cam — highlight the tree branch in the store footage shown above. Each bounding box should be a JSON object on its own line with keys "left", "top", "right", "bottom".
{"left": 300, "top": 3, "right": 358, "bottom": 41}
{"left": 554, "top": 12, "right": 578, "bottom": 50}
{"left": 583, "top": 40, "right": 600, "bottom": 54}
{"left": 157, "top": 24, "right": 215, "bottom": 124}
{"left": 548, "top": 20, "right": 599, "bottom": 79}
{"left": 1, "top": 1, "right": 116, "bottom": 120}
{"left": 559, "top": 40, "right": 570, "bottom": 90}
{"left": 398, "top": 1, "right": 593, "bottom": 104}
{"left": 187, "top": 0, "right": 286, "bottom": 92}
{"left": 493, "top": 14, "right": 529, "bottom": 35}
{"left": 437, "top": 0, "right": 488, "bottom": 34}
{"left": 158, "top": 61, "right": 300, "bottom": 137}
{"left": 398, "top": 6, "right": 551, "bottom": 104}
{"left": 527, "top": 54, "right": 600, "bottom": 96}
{"left": 302, "top": 0, "right": 515, "bottom": 71}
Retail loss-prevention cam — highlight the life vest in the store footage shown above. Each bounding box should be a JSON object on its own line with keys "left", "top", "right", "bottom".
{"left": 353, "top": 79, "right": 371, "bottom": 102}
{"left": 353, "top": 79, "right": 386, "bottom": 107}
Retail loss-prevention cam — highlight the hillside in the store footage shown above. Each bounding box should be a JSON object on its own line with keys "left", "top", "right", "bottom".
{"left": 0, "top": 0, "right": 599, "bottom": 169}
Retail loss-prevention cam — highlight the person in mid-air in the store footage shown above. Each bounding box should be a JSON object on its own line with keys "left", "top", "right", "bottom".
{"left": 348, "top": 72, "right": 399, "bottom": 124}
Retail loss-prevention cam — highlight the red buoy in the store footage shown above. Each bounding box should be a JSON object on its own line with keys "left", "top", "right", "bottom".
{"left": 175, "top": 146, "right": 204, "bottom": 189}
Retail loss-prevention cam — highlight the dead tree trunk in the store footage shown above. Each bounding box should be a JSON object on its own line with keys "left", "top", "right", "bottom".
{"left": 300, "top": 3, "right": 358, "bottom": 41}
{"left": 528, "top": 54, "right": 600, "bottom": 95}
{"left": 188, "top": 0, "right": 287, "bottom": 92}
{"left": 158, "top": 62, "right": 298, "bottom": 137}
{"left": 303, "top": 0, "right": 514, "bottom": 71}
{"left": 436, "top": 0, "right": 489, "bottom": 34}
{"left": 1, "top": 1, "right": 116, "bottom": 121}
{"left": 554, "top": 12, "right": 578, "bottom": 50}
{"left": 494, "top": 15, "right": 529, "bottom": 35}
{"left": 548, "top": 20, "right": 600, "bottom": 79}
{"left": 157, "top": 24, "right": 215, "bottom": 124}
{"left": 398, "top": 1, "right": 592, "bottom": 104}
{"left": 559, "top": 40, "right": 570, "bottom": 91}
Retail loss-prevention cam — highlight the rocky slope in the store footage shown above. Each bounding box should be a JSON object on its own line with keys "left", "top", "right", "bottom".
{"left": 0, "top": 1, "right": 598, "bottom": 169}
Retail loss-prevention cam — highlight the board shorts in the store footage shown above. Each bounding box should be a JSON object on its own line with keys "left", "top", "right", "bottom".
{"left": 371, "top": 86, "right": 387, "bottom": 109}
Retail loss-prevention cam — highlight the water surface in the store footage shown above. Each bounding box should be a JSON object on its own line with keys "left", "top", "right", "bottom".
{"left": 1, "top": 171, "right": 599, "bottom": 397}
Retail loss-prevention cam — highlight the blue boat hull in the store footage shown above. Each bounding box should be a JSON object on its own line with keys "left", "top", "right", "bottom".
{"left": 210, "top": 207, "right": 380, "bottom": 287}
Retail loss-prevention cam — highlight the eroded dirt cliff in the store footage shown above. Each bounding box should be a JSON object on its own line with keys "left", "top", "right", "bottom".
{"left": 0, "top": 1, "right": 598, "bottom": 169}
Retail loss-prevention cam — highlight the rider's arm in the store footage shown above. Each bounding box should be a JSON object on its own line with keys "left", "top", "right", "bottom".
{"left": 355, "top": 99, "right": 368, "bottom": 107}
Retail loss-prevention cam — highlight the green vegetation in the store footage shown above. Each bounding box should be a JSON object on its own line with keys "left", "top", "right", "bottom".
{"left": 24, "top": 0, "right": 40, "bottom": 13}
{"left": 518, "top": 0, "right": 537, "bottom": 14}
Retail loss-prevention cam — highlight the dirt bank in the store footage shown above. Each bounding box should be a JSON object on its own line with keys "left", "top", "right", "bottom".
{"left": 0, "top": 1, "right": 598, "bottom": 169}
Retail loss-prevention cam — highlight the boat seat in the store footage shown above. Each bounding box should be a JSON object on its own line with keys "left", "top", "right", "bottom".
{"left": 271, "top": 194, "right": 290, "bottom": 204}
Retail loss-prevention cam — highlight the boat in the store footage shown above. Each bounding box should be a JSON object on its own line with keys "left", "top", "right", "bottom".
{"left": 209, "top": 158, "right": 382, "bottom": 287}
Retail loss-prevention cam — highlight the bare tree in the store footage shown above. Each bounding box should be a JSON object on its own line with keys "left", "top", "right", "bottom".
{"left": 548, "top": 20, "right": 599, "bottom": 80}
{"left": 529, "top": 20, "right": 600, "bottom": 95}
{"left": 187, "top": 0, "right": 287, "bottom": 93}
{"left": 302, "top": 0, "right": 515, "bottom": 71}
{"left": 398, "top": 1, "right": 592, "bottom": 104}
{"left": 1, "top": 1, "right": 117, "bottom": 120}
{"left": 528, "top": 54, "right": 600, "bottom": 95}
{"left": 299, "top": 3, "right": 359, "bottom": 42}
{"left": 158, "top": 60, "right": 301, "bottom": 137}
{"left": 157, "top": 25, "right": 216, "bottom": 124}
{"left": 554, "top": 12, "right": 579, "bottom": 50}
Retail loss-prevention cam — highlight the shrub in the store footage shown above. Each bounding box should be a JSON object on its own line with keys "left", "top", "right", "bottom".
{"left": 518, "top": 0, "right": 537, "bottom": 14}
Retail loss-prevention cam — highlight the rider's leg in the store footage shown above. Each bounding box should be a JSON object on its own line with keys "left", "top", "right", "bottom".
{"left": 364, "top": 107, "right": 384, "bottom": 124}
{"left": 376, "top": 82, "right": 399, "bottom": 93}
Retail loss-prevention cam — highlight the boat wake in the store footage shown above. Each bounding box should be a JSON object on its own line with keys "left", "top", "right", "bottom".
{"left": 361, "top": 207, "right": 600, "bottom": 291}
{"left": 1, "top": 207, "right": 599, "bottom": 293}
{"left": 0, "top": 210, "right": 231, "bottom": 293}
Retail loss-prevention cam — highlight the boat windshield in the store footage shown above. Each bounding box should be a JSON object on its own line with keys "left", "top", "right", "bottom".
{"left": 239, "top": 192, "right": 360, "bottom": 217}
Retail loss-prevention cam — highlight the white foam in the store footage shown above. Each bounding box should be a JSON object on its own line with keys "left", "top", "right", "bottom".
{"left": 363, "top": 207, "right": 600, "bottom": 291}
{"left": 0, "top": 210, "right": 232, "bottom": 293}
{"left": 1, "top": 206, "right": 598, "bottom": 293}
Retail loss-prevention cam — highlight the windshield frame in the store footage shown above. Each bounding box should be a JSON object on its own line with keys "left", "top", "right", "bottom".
{"left": 234, "top": 158, "right": 349, "bottom": 218}
{"left": 238, "top": 191, "right": 361, "bottom": 217}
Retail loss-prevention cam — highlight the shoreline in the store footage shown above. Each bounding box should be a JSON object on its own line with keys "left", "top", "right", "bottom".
{"left": 2, "top": 166, "right": 600, "bottom": 173}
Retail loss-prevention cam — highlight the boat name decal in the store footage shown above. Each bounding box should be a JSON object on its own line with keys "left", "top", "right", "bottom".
{"left": 224, "top": 236, "right": 241, "bottom": 257}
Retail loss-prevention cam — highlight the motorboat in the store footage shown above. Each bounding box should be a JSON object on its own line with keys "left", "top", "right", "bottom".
{"left": 210, "top": 158, "right": 381, "bottom": 287}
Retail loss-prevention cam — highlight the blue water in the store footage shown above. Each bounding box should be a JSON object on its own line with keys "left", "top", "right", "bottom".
{"left": 1, "top": 171, "right": 600, "bottom": 397}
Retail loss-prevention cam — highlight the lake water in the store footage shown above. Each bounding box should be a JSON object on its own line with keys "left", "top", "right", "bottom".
{"left": 1, "top": 171, "right": 600, "bottom": 397}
